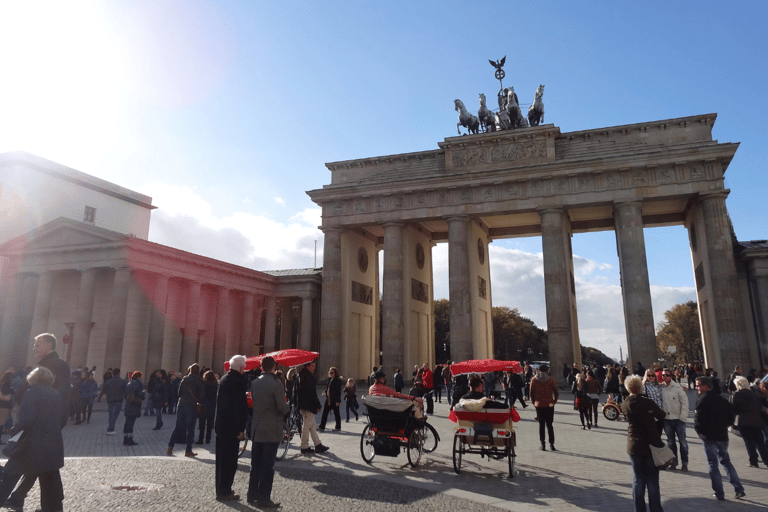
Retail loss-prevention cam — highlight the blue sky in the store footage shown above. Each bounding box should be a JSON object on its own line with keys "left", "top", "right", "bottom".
{"left": 2, "top": 0, "right": 766, "bottom": 360}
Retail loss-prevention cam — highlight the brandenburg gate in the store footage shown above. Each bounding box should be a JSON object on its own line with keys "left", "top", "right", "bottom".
{"left": 307, "top": 113, "right": 753, "bottom": 383}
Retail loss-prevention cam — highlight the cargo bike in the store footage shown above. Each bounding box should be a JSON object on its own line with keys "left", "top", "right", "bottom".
{"left": 360, "top": 395, "right": 438, "bottom": 467}
{"left": 448, "top": 359, "right": 522, "bottom": 478}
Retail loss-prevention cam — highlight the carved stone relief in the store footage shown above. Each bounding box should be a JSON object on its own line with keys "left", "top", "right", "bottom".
{"left": 358, "top": 247, "right": 368, "bottom": 273}
{"left": 351, "top": 281, "right": 373, "bottom": 305}
{"left": 478, "top": 276, "right": 487, "bottom": 299}
{"left": 415, "top": 243, "right": 425, "bottom": 270}
{"left": 451, "top": 140, "right": 547, "bottom": 168}
{"left": 411, "top": 278, "right": 429, "bottom": 304}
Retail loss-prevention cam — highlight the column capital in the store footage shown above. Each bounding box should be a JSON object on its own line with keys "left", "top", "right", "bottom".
{"left": 320, "top": 226, "right": 343, "bottom": 234}
{"left": 698, "top": 190, "right": 731, "bottom": 203}
{"left": 536, "top": 206, "right": 565, "bottom": 215}
{"left": 382, "top": 221, "right": 405, "bottom": 229}
{"left": 444, "top": 214, "right": 469, "bottom": 224}
{"left": 613, "top": 200, "right": 643, "bottom": 209}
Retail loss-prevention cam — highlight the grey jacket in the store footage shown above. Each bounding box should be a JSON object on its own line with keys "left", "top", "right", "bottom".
{"left": 7, "top": 385, "right": 64, "bottom": 475}
{"left": 251, "top": 372, "right": 290, "bottom": 443}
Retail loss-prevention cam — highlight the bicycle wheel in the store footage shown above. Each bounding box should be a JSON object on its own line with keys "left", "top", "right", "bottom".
{"left": 603, "top": 405, "right": 619, "bottom": 421}
{"left": 421, "top": 422, "right": 439, "bottom": 453}
{"left": 276, "top": 421, "right": 291, "bottom": 460}
{"left": 452, "top": 434, "right": 462, "bottom": 474}
{"left": 238, "top": 438, "right": 249, "bottom": 458}
{"left": 407, "top": 429, "right": 423, "bottom": 467}
{"left": 506, "top": 443, "right": 515, "bottom": 478}
{"left": 360, "top": 425, "right": 375, "bottom": 464}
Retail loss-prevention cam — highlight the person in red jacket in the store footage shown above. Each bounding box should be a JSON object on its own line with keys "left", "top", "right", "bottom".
{"left": 421, "top": 363, "right": 434, "bottom": 414}
{"left": 529, "top": 364, "right": 559, "bottom": 451}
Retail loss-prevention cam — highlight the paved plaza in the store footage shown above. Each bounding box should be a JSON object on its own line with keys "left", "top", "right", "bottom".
{"left": 2, "top": 389, "right": 767, "bottom": 511}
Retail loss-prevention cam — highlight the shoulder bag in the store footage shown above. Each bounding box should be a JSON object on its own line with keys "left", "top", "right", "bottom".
{"left": 649, "top": 444, "right": 675, "bottom": 468}
{"left": 2, "top": 430, "right": 27, "bottom": 458}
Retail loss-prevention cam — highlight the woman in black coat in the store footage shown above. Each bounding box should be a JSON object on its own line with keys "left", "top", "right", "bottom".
{"left": 5, "top": 366, "right": 65, "bottom": 512}
{"left": 151, "top": 370, "right": 169, "bottom": 431}
{"left": 196, "top": 370, "right": 218, "bottom": 444}
{"left": 732, "top": 376, "right": 768, "bottom": 467}
{"left": 318, "top": 367, "right": 343, "bottom": 431}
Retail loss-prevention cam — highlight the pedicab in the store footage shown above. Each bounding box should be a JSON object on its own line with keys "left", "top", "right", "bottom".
{"left": 227, "top": 349, "right": 318, "bottom": 459}
{"left": 449, "top": 359, "right": 522, "bottom": 478}
{"left": 360, "top": 394, "right": 429, "bottom": 467}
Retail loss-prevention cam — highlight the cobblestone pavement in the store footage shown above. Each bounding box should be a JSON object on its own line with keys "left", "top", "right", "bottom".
{"left": 2, "top": 389, "right": 767, "bottom": 511}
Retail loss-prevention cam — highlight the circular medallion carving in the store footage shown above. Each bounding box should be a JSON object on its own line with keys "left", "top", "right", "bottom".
{"left": 358, "top": 247, "right": 368, "bottom": 273}
{"left": 415, "top": 243, "right": 425, "bottom": 270}
{"left": 477, "top": 238, "right": 485, "bottom": 265}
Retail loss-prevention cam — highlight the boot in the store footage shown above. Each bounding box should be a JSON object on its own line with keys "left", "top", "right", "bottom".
{"left": 195, "top": 432, "right": 204, "bottom": 445}
{"left": 549, "top": 443, "right": 557, "bottom": 451}
{"left": 124, "top": 436, "right": 138, "bottom": 446}
{"left": 540, "top": 442, "right": 546, "bottom": 451}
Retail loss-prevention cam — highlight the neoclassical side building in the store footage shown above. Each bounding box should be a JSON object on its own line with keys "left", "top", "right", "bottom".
{"left": 0, "top": 152, "right": 321, "bottom": 376}
{"left": 308, "top": 113, "right": 767, "bottom": 381}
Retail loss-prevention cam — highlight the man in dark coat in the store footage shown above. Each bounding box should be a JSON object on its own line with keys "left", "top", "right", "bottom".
{"left": 694, "top": 376, "right": 746, "bottom": 501}
{"left": 214, "top": 355, "right": 249, "bottom": 501}
{"left": 0, "top": 333, "right": 70, "bottom": 511}
{"left": 297, "top": 361, "right": 328, "bottom": 455}
{"left": 100, "top": 368, "right": 126, "bottom": 434}
{"left": 167, "top": 363, "right": 205, "bottom": 457}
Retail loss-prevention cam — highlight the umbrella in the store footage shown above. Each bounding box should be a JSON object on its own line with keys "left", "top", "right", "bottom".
{"left": 224, "top": 349, "right": 319, "bottom": 372}
{"left": 450, "top": 359, "right": 522, "bottom": 377}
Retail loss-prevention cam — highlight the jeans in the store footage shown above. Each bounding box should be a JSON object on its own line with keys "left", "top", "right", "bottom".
{"left": 702, "top": 440, "right": 744, "bottom": 498}
{"left": 169, "top": 405, "right": 197, "bottom": 452}
{"left": 155, "top": 406, "right": 163, "bottom": 429}
{"left": 123, "top": 414, "right": 138, "bottom": 435}
{"left": 629, "top": 454, "right": 663, "bottom": 512}
{"left": 107, "top": 401, "right": 122, "bottom": 432}
{"left": 535, "top": 406, "right": 555, "bottom": 444}
{"left": 663, "top": 419, "right": 688, "bottom": 465}
{"left": 247, "top": 442, "right": 279, "bottom": 503}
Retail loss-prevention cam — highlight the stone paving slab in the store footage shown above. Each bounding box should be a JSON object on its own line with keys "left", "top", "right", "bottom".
{"left": 2, "top": 390, "right": 767, "bottom": 511}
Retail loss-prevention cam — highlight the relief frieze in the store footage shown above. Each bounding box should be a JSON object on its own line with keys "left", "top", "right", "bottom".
{"left": 411, "top": 278, "right": 429, "bottom": 304}
{"left": 351, "top": 281, "right": 373, "bottom": 305}
{"left": 451, "top": 140, "right": 547, "bottom": 168}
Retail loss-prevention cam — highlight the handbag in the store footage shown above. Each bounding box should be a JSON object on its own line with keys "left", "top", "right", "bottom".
{"left": 649, "top": 444, "right": 675, "bottom": 468}
{"left": 127, "top": 391, "right": 142, "bottom": 405}
{"left": 2, "top": 430, "right": 27, "bottom": 458}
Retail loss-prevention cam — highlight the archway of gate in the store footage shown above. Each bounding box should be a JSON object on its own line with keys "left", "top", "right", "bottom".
{"left": 307, "top": 114, "right": 751, "bottom": 383}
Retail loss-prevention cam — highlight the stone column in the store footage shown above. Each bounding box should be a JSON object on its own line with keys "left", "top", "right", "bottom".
{"left": 214, "top": 287, "right": 230, "bottom": 369}
{"left": 0, "top": 273, "right": 25, "bottom": 372}
{"left": 279, "top": 300, "right": 293, "bottom": 350}
{"left": 752, "top": 275, "right": 768, "bottom": 362}
{"left": 614, "top": 201, "right": 657, "bottom": 369}
{"left": 699, "top": 192, "right": 750, "bottom": 371}
{"left": 146, "top": 274, "right": 169, "bottom": 376}
{"left": 382, "top": 222, "right": 405, "bottom": 376}
{"left": 70, "top": 268, "right": 98, "bottom": 368}
{"left": 104, "top": 267, "right": 132, "bottom": 371}
{"left": 28, "top": 271, "right": 55, "bottom": 364}
{"left": 241, "top": 292, "right": 255, "bottom": 356}
{"left": 181, "top": 280, "right": 201, "bottom": 368}
{"left": 264, "top": 297, "right": 277, "bottom": 353}
{"left": 319, "top": 228, "right": 342, "bottom": 372}
{"left": 447, "top": 216, "right": 472, "bottom": 364}
{"left": 254, "top": 297, "right": 266, "bottom": 352}
{"left": 540, "top": 208, "right": 576, "bottom": 387}
{"left": 300, "top": 296, "right": 313, "bottom": 350}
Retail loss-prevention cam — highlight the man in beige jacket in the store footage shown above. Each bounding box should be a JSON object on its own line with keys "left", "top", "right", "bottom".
{"left": 661, "top": 368, "right": 690, "bottom": 471}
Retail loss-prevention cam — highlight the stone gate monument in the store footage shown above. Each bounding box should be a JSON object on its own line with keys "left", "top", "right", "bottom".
{"left": 307, "top": 113, "right": 758, "bottom": 383}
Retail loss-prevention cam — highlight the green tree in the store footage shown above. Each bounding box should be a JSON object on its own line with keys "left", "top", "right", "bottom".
{"left": 655, "top": 300, "right": 701, "bottom": 365}
{"left": 433, "top": 299, "right": 451, "bottom": 363}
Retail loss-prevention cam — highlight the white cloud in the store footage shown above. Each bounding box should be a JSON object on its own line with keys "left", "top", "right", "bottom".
{"left": 274, "top": 197, "right": 286, "bottom": 205}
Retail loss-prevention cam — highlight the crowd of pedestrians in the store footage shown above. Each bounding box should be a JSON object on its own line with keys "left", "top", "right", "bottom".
{"left": 2, "top": 330, "right": 768, "bottom": 511}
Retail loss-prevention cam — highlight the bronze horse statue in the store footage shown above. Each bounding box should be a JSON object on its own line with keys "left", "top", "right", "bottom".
{"left": 455, "top": 99, "right": 479, "bottom": 135}
{"left": 528, "top": 84, "right": 545, "bottom": 127}
{"left": 478, "top": 93, "right": 496, "bottom": 133}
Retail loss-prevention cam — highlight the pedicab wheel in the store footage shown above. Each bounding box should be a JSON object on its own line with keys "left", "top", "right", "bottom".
{"left": 360, "top": 425, "right": 375, "bottom": 464}
{"left": 506, "top": 444, "right": 515, "bottom": 478}
{"left": 407, "top": 429, "right": 423, "bottom": 467}
{"left": 276, "top": 421, "right": 291, "bottom": 460}
{"left": 422, "top": 422, "right": 439, "bottom": 453}
{"left": 603, "top": 405, "right": 619, "bottom": 421}
{"left": 452, "top": 434, "right": 463, "bottom": 474}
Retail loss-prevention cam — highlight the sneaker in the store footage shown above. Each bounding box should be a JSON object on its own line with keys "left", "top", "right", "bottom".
{"left": 301, "top": 447, "right": 314, "bottom": 455}
{"left": 315, "top": 444, "right": 329, "bottom": 454}
{"left": 581, "top": 426, "right": 586, "bottom": 430}
{"left": 106, "top": 430, "right": 117, "bottom": 435}
{"left": 735, "top": 491, "right": 746, "bottom": 499}
{"left": 712, "top": 494, "right": 725, "bottom": 501}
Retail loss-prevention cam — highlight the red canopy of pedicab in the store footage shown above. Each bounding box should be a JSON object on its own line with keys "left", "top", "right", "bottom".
{"left": 224, "top": 349, "right": 319, "bottom": 372}
{"left": 450, "top": 359, "right": 523, "bottom": 377}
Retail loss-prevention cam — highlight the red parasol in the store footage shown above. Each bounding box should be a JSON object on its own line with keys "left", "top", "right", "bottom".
{"left": 450, "top": 359, "right": 522, "bottom": 377}
{"left": 224, "top": 349, "right": 319, "bottom": 372}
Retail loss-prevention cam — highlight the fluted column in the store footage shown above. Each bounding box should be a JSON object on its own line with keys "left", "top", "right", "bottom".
{"left": 181, "top": 280, "right": 201, "bottom": 368}
{"left": 699, "top": 192, "right": 749, "bottom": 371}
{"left": 214, "top": 287, "right": 231, "bottom": 368}
{"left": 241, "top": 292, "right": 255, "bottom": 356}
{"left": 104, "top": 267, "right": 131, "bottom": 370}
{"left": 146, "top": 274, "right": 169, "bottom": 376}
{"left": 0, "top": 273, "right": 25, "bottom": 371}
{"left": 264, "top": 297, "right": 277, "bottom": 353}
{"left": 70, "top": 268, "right": 98, "bottom": 368}
{"left": 382, "top": 222, "right": 405, "bottom": 376}
{"left": 279, "top": 300, "right": 293, "bottom": 350}
{"left": 614, "top": 202, "right": 656, "bottom": 369}
{"left": 540, "top": 208, "right": 577, "bottom": 386}
{"left": 752, "top": 275, "right": 768, "bottom": 362}
{"left": 300, "top": 296, "right": 313, "bottom": 350}
{"left": 28, "top": 271, "right": 55, "bottom": 363}
{"left": 447, "top": 216, "right": 472, "bottom": 364}
{"left": 318, "top": 228, "right": 342, "bottom": 372}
